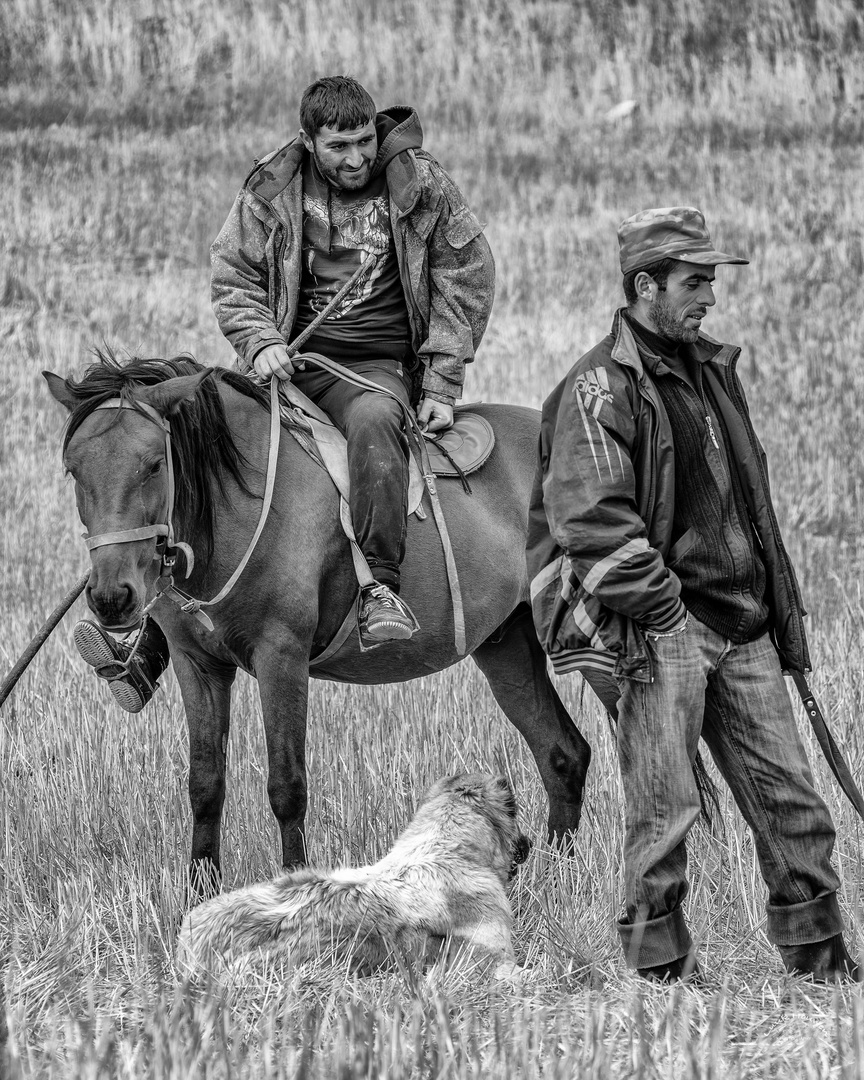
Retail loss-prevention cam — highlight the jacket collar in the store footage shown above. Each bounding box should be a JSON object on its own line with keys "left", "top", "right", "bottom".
{"left": 244, "top": 138, "right": 306, "bottom": 203}
{"left": 609, "top": 307, "right": 739, "bottom": 375}
{"left": 244, "top": 113, "right": 422, "bottom": 214}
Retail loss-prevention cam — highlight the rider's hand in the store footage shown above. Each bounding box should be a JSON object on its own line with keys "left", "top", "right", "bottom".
{"left": 253, "top": 344, "right": 304, "bottom": 381}
{"left": 417, "top": 397, "right": 454, "bottom": 433}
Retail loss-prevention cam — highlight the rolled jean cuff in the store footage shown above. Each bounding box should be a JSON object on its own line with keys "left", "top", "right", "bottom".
{"left": 617, "top": 905, "right": 693, "bottom": 969}
{"left": 766, "top": 890, "right": 844, "bottom": 946}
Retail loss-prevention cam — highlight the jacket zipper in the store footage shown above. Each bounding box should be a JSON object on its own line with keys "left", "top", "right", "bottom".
{"left": 249, "top": 188, "right": 291, "bottom": 330}
{"left": 719, "top": 358, "right": 809, "bottom": 666}
{"left": 705, "top": 412, "right": 719, "bottom": 449}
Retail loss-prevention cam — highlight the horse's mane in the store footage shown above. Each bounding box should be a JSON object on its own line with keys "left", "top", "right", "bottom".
{"left": 62, "top": 349, "right": 271, "bottom": 561}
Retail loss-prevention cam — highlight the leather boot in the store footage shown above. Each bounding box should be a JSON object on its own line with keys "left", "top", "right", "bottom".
{"left": 638, "top": 951, "right": 701, "bottom": 984}
{"left": 778, "top": 934, "right": 862, "bottom": 982}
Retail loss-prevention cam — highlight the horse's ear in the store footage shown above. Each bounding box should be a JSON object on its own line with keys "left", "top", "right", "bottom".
{"left": 43, "top": 371, "right": 78, "bottom": 412}
{"left": 135, "top": 370, "right": 213, "bottom": 417}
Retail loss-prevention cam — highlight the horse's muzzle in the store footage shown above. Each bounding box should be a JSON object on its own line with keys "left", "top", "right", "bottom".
{"left": 85, "top": 578, "right": 145, "bottom": 633}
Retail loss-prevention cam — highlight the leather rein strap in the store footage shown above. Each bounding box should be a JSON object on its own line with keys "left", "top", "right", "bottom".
{"left": 82, "top": 263, "right": 371, "bottom": 632}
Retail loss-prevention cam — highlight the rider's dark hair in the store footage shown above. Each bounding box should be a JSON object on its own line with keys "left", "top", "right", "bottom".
{"left": 622, "top": 258, "right": 678, "bottom": 306}
{"left": 300, "top": 76, "right": 376, "bottom": 140}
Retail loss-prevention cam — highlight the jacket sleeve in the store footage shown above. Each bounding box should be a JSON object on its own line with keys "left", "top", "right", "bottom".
{"left": 210, "top": 191, "right": 285, "bottom": 369}
{"left": 417, "top": 161, "right": 496, "bottom": 403}
{"left": 541, "top": 365, "right": 686, "bottom": 631}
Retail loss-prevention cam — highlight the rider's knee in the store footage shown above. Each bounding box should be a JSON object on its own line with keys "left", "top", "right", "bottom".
{"left": 349, "top": 393, "right": 402, "bottom": 433}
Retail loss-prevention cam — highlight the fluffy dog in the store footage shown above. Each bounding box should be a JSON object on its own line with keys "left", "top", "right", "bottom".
{"left": 177, "top": 772, "right": 531, "bottom": 978}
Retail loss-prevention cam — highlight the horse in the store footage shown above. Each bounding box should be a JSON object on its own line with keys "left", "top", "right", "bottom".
{"left": 44, "top": 355, "right": 592, "bottom": 893}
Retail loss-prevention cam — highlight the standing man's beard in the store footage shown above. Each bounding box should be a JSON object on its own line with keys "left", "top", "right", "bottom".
{"left": 649, "top": 294, "right": 704, "bottom": 343}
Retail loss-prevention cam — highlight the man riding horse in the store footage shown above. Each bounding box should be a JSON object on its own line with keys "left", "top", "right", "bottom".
{"left": 74, "top": 75, "right": 495, "bottom": 711}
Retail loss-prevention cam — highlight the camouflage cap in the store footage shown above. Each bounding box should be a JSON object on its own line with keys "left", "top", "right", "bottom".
{"left": 618, "top": 206, "right": 748, "bottom": 275}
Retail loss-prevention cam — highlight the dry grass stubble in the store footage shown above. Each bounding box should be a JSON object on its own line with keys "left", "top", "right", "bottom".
{"left": 3, "top": 3, "right": 864, "bottom": 1074}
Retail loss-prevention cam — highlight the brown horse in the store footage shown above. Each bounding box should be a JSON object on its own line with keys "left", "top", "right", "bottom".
{"left": 45, "top": 355, "right": 591, "bottom": 890}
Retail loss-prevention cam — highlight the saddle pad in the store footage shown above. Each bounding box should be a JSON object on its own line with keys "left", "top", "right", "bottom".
{"left": 280, "top": 383, "right": 426, "bottom": 516}
{"left": 423, "top": 411, "right": 495, "bottom": 476}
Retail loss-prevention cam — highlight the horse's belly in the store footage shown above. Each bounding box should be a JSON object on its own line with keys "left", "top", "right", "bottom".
{"left": 310, "top": 479, "right": 529, "bottom": 685}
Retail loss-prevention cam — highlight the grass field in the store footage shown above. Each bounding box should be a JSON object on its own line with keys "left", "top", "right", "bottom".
{"left": 3, "top": 0, "right": 864, "bottom": 1075}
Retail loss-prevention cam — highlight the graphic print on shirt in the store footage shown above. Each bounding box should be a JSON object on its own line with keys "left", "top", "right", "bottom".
{"left": 302, "top": 192, "right": 390, "bottom": 319}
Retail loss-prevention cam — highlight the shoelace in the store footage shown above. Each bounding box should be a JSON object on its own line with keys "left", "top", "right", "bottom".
{"left": 364, "top": 586, "right": 407, "bottom": 617}
{"left": 367, "top": 585, "right": 396, "bottom": 603}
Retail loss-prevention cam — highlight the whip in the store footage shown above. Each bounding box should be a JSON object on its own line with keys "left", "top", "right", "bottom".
{"left": 0, "top": 570, "right": 90, "bottom": 708}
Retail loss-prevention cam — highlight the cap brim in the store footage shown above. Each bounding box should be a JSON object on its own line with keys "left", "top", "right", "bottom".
{"left": 676, "top": 249, "right": 749, "bottom": 266}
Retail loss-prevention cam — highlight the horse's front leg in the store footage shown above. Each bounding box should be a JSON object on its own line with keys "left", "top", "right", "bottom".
{"left": 254, "top": 640, "right": 311, "bottom": 868}
{"left": 472, "top": 604, "right": 592, "bottom": 845}
{"left": 171, "top": 648, "right": 237, "bottom": 901}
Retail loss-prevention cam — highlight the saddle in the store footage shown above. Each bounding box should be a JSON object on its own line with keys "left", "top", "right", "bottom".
{"left": 279, "top": 381, "right": 495, "bottom": 515}
{"left": 273, "top": 355, "right": 495, "bottom": 662}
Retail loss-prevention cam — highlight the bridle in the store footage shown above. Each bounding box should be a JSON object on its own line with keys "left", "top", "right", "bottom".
{"left": 83, "top": 398, "right": 192, "bottom": 571}
{"left": 79, "top": 385, "right": 282, "bottom": 632}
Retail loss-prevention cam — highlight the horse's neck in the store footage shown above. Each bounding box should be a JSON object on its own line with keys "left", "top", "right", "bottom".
{"left": 186, "top": 383, "right": 324, "bottom": 582}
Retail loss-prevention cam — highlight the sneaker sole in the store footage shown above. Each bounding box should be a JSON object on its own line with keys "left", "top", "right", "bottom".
{"left": 362, "top": 620, "right": 416, "bottom": 642}
{"left": 73, "top": 622, "right": 148, "bottom": 713}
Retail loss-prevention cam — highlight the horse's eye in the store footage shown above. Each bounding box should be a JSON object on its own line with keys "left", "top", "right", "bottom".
{"left": 146, "top": 461, "right": 163, "bottom": 479}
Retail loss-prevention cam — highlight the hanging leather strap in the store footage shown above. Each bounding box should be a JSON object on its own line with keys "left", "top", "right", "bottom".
{"left": 161, "top": 375, "right": 282, "bottom": 626}
{"left": 788, "top": 668, "right": 864, "bottom": 821}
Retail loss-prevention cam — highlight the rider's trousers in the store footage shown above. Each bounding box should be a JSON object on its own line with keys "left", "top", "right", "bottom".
{"left": 291, "top": 343, "right": 412, "bottom": 592}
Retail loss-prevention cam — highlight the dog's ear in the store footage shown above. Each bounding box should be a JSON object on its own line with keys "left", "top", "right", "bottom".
{"left": 426, "top": 774, "right": 460, "bottom": 799}
{"left": 435, "top": 774, "right": 481, "bottom": 797}
{"left": 493, "top": 775, "right": 518, "bottom": 817}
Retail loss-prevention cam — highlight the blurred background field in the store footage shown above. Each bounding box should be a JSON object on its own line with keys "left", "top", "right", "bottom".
{"left": 2, "top": 0, "right": 864, "bottom": 1075}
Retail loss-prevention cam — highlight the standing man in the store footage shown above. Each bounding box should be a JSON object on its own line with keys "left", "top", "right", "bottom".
{"left": 527, "top": 207, "right": 860, "bottom": 983}
{"left": 73, "top": 75, "right": 494, "bottom": 710}
{"left": 211, "top": 75, "right": 494, "bottom": 642}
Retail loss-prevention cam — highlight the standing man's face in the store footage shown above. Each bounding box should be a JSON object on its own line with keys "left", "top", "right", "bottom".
{"left": 300, "top": 121, "right": 378, "bottom": 191}
{"left": 643, "top": 261, "right": 718, "bottom": 343}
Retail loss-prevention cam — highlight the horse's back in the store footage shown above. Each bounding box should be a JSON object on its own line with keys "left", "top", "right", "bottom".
{"left": 312, "top": 401, "right": 542, "bottom": 683}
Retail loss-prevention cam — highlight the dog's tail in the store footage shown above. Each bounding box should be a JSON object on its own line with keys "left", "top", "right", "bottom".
{"left": 177, "top": 876, "right": 310, "bottom": 971}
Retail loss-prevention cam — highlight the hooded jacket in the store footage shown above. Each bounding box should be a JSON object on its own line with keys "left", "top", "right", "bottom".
{"left": 527, "top": 309, "right": 809, "bottom": 682}
{"left": 210, "top": 107, "right": 495, "bottom": 403}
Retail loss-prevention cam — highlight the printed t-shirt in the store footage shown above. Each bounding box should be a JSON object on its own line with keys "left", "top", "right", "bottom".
{"left": 293, "top": 156, "right": 410, "bottom": 345}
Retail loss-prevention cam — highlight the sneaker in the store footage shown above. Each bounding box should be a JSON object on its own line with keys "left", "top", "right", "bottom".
{"left": 74, "top": 620, "right": 167, "bottom": 713}
{"left": 779, "top": 934, "right": 862, "bottom": 983}
{"left": 357, "top": 584, "right": 418, "bottom": 644}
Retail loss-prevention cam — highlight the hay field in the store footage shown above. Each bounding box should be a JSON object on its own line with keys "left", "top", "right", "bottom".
{"left": 2, "top": 0, "right": 864, "bottom": 1075}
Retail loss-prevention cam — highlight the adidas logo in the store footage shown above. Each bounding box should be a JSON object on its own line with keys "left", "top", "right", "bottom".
{"left": 574, "top": 367, "right": 613, "bottom": 417}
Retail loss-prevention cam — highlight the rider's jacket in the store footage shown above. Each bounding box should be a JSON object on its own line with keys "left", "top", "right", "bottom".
{"left": 210, "top": 106, "right": 495, "bottom": 404}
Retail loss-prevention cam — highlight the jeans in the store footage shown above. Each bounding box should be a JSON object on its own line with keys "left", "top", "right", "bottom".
{"left": 292, "top": 354, "right": 411, "bottom": 592}
{"left": 585, "top": 616, "right": 843, "bottom": 968}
